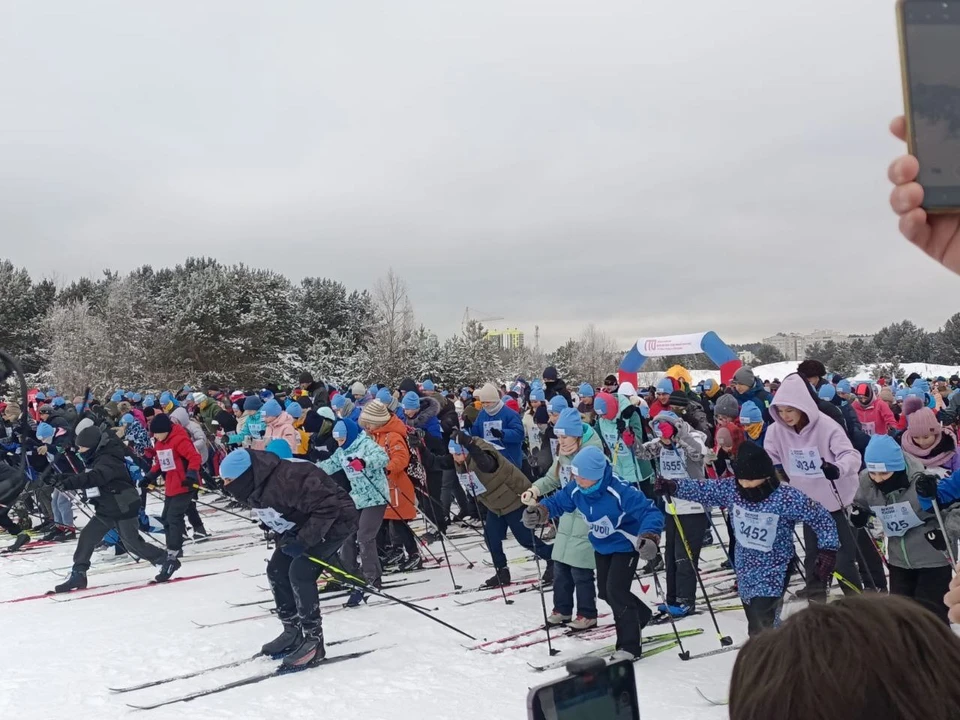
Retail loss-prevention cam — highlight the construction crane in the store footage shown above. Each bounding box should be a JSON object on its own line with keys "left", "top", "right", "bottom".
{"left": 462, "top": 306, "right": 504, "bottom": 332}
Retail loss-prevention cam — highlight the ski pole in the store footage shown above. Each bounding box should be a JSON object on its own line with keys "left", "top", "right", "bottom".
{"left": 648, "top": 568, "right": 689, "bottom": 660}
{"left": 304, "top": 553, "right": 477, "bottom": 640}
{"left": 530, "top": 525, "right": 557, "bottom": 656}
{"left": 178, "top": 484, "right": 258, "bottom": 524}
{"left": 930, "top": 496, "right": 958, "bottom": 568}
{"left": 664, "top": 494, "right": 732, "bottom": 648}
{"left": 824, "top": 475, "right": 876, "bottom": 592}
{"left": 396, "top": 484, "right": 475, "bottom": 569}
{"left": 704, "top": 509, "right": 733, "bottom": 567}
{"left": 467, "top": 482, "right": 512, "bottom": 605}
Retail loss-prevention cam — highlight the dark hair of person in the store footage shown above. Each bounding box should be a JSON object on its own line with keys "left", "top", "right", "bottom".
{"left": 729, "top": 594, "right": 960, "bottom": 720}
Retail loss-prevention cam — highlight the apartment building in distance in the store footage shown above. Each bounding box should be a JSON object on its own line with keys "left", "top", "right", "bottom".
{"left": 761, "top": 330, "right": 869, "bottom": 361}
{"left": 486, "top": 328, "right": 525, "bottom": 350}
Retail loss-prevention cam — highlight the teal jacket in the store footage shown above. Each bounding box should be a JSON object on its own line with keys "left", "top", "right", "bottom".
{"left": 532, "top": 423, "right": 602, "bottom": 570}
{"left": 319, "top": 432, "right": 390, "bottom": 510}
{"left": 229, "top": 411, "right": 266, "bottom": 445}
{"left": 596, "top": 396, "right": 653, "bottom": 484}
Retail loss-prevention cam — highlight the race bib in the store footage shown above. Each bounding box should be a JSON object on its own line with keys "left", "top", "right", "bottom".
{"left": 157, "top": 449, "right": 176, "bottom": 472}
{"left": 550, "top": 438, "right": 559, "bottom": 458}
{"left": 732, "top": 504, "right": 778, "bottom": 552}
{"left": 659, "top": 449, "right": 687, "bottom": 480}
{"left": 788, "top": 448, "right": 824, "bottom": 478}
{"left": 862, "top": 422, "right": 875, "bottom": 436}
{"left": 341, "top": 459, "right": 363, "bottom": 480}
{"left": 85, "top": 486, "right": 101, "bottom": 499}
{"left": 247, "top": 422, "right": 264, "bottom": 438}
{"left": 458, "top": 472, "right": 486, "bottom": 496}
{"left": 558, "top": 464, "right": 572, "bottom": 488}
{"left": 870, "top": 502, "right": 923, "bottom": 538}
{"left": 602, "top": 430, "right": 624, "bottom": 456}
{"left": 251, "top": 507, "right": 296, "bottom": 534}
{"left": 482, "top": 421, "right": 502, "bottom": 443}
{"left": 587, "top": 515, "right": 616, "bottom": 539}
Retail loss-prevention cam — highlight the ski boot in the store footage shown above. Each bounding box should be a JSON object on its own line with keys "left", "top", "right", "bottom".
{"left": 567, "top": 615, "right": 598, "bottom": 632}
{"left": 421, "top": 531, "right": 441, "bottom": 544}
{"left": 610, "top": 647, "right": 641, "bottom": 662}
{"left": 545, "top": 611, "right": 572, "bottom": 626}
{"left": 154, "top": 552, "right": 182, "bottom": 583}
{"left": 261, "top": 622, "right": 303, "bottom": 657}
{"left": 381, "top": 548, "right": 404, "bottom": 568}
{"left": 641, "top": 553, "right": 664, "bottom": 575}
{"left": 482, "top": 567, "right": 511, "bottom": 589}
{"left": 192, "top": 526, "right": 210, "bottom": 540}
{"left": 4, "top": 533, "right": 30, "bottom": 553}
{"left": 53, "top": 526, "right": 76, "bottom": 543}
{"left": 399, "top": 555, "right": 423, "bottom": 572}
{"left": 54, "top": 570, "right": 87, "bottom": 593}
{"left": 318, "top": 580, "right": 344, "bottom": 594}
{"left": 344, "top": 588, "right": 368, "bottom": 607}
{"left": 656, "top": 602, "right": 692, "bottom": 619}
{"left": 282, "top": 629, "right": 325, "bottom": 668}
{"left": 41, "top": 525, "right": 62, "bottom": 542}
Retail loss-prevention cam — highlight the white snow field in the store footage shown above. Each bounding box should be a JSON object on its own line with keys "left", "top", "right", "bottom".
{"left": 0, "top": 493, "right": 746, "bottom": 720}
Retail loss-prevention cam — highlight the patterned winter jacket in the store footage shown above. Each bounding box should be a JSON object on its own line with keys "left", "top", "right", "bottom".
{"left": 319, "top": 432, "right": 390, "bottom": 510}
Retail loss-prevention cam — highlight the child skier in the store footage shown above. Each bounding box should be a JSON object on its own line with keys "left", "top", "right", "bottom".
{"left": 521, "top": 407, "right": 602, "bottom": 630}
{"left": 851, "top": 435, "right": 952, "bottom": 623}
{"left": 523, "top": 445, "right": 663, "bottom": 661}
{"left": 219, "top": 448, "right": 360, "bottom": 667}
{"left": 900, "top": 407, "right": 960, "bottom": 473}
{"left": 656, "top": 441, "right": 839, "bottom": 635}
{"left": 594, "top": 391, "right": 654, "bottom": 490}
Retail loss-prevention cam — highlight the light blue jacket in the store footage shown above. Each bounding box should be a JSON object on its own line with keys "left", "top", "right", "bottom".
{"left": 319, "top": 433, "right": 390, "bottom": 510}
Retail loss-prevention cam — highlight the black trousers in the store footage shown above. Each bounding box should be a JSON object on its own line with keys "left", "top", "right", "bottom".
{"left": 186, "top": 498, "right": 206, "bottom": 533}
{"left": 889, "top": 564, "right": 952, "bottom": 624}
{"left": 161, "top": 493, "right": 193, "bottom": 553}
{"left": 665, "top": 513, "right": 708, "bottom": 607}
{"left": 803, "top": 510, "right": 863, "bottom": 599}
{"left": 387, "top": 520, "right": 419, "bottom": 557}
{"left": 267, "top": 537, "right": 345, "bottom": 634}
{"left": 73, "top": 514, "right": 165, "bottom": 572}
{"left": 743, "top": 596, "right": 782, "bottom": 636}
{"left": 856, "top": 529, "right": 887, "bottom": 592}
{"left": 417, "top": 471, "right": 446, "bottom": 533}
{"left": 595, "top": 551, "right": 650, "bottom": 656}
{"left": 0, "top": 509, "right": 21, "bottom": 535}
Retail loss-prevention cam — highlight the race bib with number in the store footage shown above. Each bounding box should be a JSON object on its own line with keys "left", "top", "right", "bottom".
{"left": 558, "top": 465, "right": 572, "bottom": 488}
{"left": 602, "top": 431, "right": 624, "bottom": 456}
{"left": 587, "top": 515, "right": 616, "bottom": 539}
{"left": 85, "top": 486, "right": 101, "bottom": 499}
{"left": 458, "top": 472, "right": 486, "bottom": 496}
{"left": 482, "top": 421, "right": 503, "bottom": 443}
{"left": 870, "top": 502, "right": 923, "bottom": 538}
{"left": 861, "top": 422, "right": 875, "bottom": 436}
{"left": 247, "top": 422, "right": 264, "bottom": 438}
{"left": 788, "top": 448, "right": 824, "bottom": 478}
{"left": 157, "top": 449, "right": 176, "bottom": 473}
{"left": 659, "top": 449, "right": 687, "bottom": 480}
{"left": 251, "top": 507, "right": 297, "bottom": 534}
{"left": 732, "top": 504, "right": 779, "bottom": 552}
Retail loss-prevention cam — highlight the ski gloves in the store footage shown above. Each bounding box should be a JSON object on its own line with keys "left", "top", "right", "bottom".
{"left": 637, "top": 533, "right": 660, "bottom": 562}
{"left": 522, "top": 504, "right": 549, "bottom": 529}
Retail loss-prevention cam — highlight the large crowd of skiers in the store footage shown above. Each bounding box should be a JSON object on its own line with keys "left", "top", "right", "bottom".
{"left": 3, "top": 361, "right": 960, "bottom": 667}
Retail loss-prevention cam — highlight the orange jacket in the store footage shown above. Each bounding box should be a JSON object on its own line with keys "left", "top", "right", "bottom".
{"left": 366, "top": 415, "right": 417, "bottom": 521}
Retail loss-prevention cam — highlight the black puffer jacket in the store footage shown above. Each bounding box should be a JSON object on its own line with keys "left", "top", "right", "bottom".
{"left": 58, "top": 433, "right": 139, "bottom": 520}
{"left": 0, "top": 462, "right": 27, "bottom": 507}
{"left": 242, "top": 451, "right": 359, "bottom": 548}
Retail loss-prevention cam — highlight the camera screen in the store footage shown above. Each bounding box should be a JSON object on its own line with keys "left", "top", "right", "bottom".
{"left": 903, "top": 1, "right": 960, "bottom": 207}
{"left": 529, "top": 662, "right": 640, "bottom": 720}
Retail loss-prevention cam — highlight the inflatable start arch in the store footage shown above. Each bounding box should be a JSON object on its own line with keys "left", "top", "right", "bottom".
{"left": 618, "top": 331, "right": 743, "bottom": 387}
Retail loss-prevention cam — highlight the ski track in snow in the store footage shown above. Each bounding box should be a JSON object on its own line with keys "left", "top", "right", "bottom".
{"left": 1, "top": 496, "right": 739, "bottom": 719}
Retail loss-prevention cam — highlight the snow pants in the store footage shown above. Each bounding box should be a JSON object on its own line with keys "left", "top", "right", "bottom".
{"left": 484, "top": 506, "right": 553, "bottom": 570}
{"left": 340, "top": 504, "right": 386, "bottom": 586}
{"left": 889, "top": 564, "right": 952, "bottom": 624}
{"left": 160, "top": 493, "right": 192, "bottom": 553}
{"left": 856, "top": 528, "right": 887, "bottom": 592}
{"left": 743, "top": 596, "right": 782, "bottom": 636}
{"left": 665, "top": 512, "right": 708, "bottom": 608}
{"left": 267, "top": 536, "right": 345, "bottom": 634}
{"left": 552, "top": 561, "right": 598, "bottom": 619}
{"left": 73, "top": 514, "right": 165, "bottom": 572}
{"left": 802, "top": 510, "right": 863, "bottom": 600}
{"left": 595, "top": 550, "right": 650, "bottom": 656}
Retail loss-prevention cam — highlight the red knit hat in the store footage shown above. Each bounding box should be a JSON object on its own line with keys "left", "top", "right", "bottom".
{"left": 594, "top": 391, "right": 619, "bottom": 421}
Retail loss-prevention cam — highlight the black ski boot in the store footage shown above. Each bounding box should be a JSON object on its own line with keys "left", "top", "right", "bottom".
{"left": 4, "top": 533, "right": 30, "bottom": 553}
{"left": 41, "top": 526, "right": 61, "bottom": 542}
{"left": 261, "top": 622, "right": 302, "bottom": 657}
{"left": 154, "top": 552, "right": 182, "bottom": 583}
{"left": 399, "top": 555, "right": 423, "bottom": 572}
{"left": 281, "top": 629, "right": 325, "bottom": 668}
{"left": 192, "top": 526, "right": 210, "bottom": 540}
{"left": 53, "top": 527, "right": 76, "bottom": 543}
{"left": 54, "top": 570, "right": 87, "bottom": 593}
{"left": 482, "top": 567, "right": 511, "bottom": 588}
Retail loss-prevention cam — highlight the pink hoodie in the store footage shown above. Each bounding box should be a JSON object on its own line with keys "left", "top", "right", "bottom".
{"left": 763, "top": 373, "right": 861, "bottom": 512}
{"left": 264, "top": 411, "right": 299, "bottom": 454}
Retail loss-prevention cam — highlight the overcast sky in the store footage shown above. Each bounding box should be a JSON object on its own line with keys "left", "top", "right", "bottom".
{"left": 0, "top": 0, "right": 950, "bottom": 352}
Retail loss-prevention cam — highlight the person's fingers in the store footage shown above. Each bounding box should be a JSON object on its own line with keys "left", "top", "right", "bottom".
{"left": 890, "top": 181, "right": 924, "bottom": 215}
{"left": 888, "top": 154, "right": 920, "bottom": 185}
{"left": 899, "top": 208, "right": 930, "bottom": 244}
{"left": 890, "top": 115, "right": 907, "bottom": 142}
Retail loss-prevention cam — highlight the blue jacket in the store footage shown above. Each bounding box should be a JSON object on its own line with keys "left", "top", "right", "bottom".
{"left": 540, "top": 465, "right": 664, "bottom": 555}
{"left": 674, "top": 478, "right": 838, "bottom": 601}
{"left": 918, "top": 468, "right": 960, "bottom": 512}
{"left": 471, "top": 405, "right": 526, "bottom": 469}
{"left": 734, "top": 380, "right": 774, "bottom": 425}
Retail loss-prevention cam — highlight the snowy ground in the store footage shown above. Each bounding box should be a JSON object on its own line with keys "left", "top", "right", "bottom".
{"left": 1, "top": 496, "right": 746, "bottom": 720}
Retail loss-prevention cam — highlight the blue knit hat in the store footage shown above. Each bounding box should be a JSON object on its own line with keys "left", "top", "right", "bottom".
{"left": 819, "top": 385, "right": 836, "bottom": 401}
{"left": 554, "top": 407, "right": 585, "bottom": 438}
{"left": 36, "top": 422, "right": 54, "bottom": 440}
{"left": 570, "top": 445, "right": 608, "bottom": 482}
{"left": 376, "top": 388, "right": 393, "bottom": 404}
{"left": 220, "top": 448, "right": 252, "bottom": 479}
{"left": 331, "top": 394, "right": 346, "bottom": 410}
{"left": 530, "top": 388, "right": 545, "bottom": 402}
{"left": 124, "top": 391, "right": 136, "bottom": 401}
{"left": 243, "top": 395, "right": 263, "bottom": 412}
{"left": 110, "top": 391, "right": 124, "bottom": 403}
{"left": 548, "top": 396, "right": 569, "bottom": 415}
{"left": 35, "top": 392, "right": 46, "bottom": 401}
{"left": 593, "top": 395, "right": 609, "bottom": 416}
{"left": 422, "top": 379, "right": 435, "bottom": 392}
{"left": 144, "top": 394, "right": 156, "bottom": 408}
{"left": 913, "top": 378, "right": 931, "bottom": 393}
{"left": 265, "top": 439, "right": 293, "bottom": 459}
{"left": 120, "top": 413, "right": 135, "bottom": 426}
{"left": 131, "top": 393, "right": 142, "bottom": 403}
{"left": 656, "top": 378, "right": 674, "bottom": 394}
{"left": 836, "top": 379, "right": 852, "bottom": 394}
{"left": 864, "top": 435, "right": 906, "bottom": 472}
{"left": 51, "top": 396, "right": 65, "bottom": 407}
{"left": 402, "top": 392, "right": 421, "bottom": 411}
{"left": 448, "top": 439, "right": 465, "bottom": 454}
{"left": 578, "top": 383, "right": 594, "bottom": 398}
{"left": 739, "top": 400, "right": 763, "bottom": 425}
{"left": 332, "top": 418, "right": 360, "bottom": 447}
{"left": 262, "top": 399, "right": 282, "bottom": 418}
{"left": 460, "top": 389, "right": 473, "bottom": 401}
{"left": 286, "top": 402, "right": 303, "bottom": 419}
{"left": 259, "top": 388, "right": 274, "bottom": 400}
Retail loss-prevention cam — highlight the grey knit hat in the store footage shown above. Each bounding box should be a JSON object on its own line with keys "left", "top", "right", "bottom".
{"left": 714, "top": 393, "right": 740, "bottom": 419}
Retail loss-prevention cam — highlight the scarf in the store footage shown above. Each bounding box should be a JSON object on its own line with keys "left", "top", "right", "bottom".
{"left": 901, "top": 431, "right": 956, "bottom": 469}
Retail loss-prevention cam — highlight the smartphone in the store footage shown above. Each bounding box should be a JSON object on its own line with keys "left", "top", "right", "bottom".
{"left": 897, "top": 0, "right": 960, "bottom": 211}
{"left": 527, "top": 660, "right": 640, "bottom": 720}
